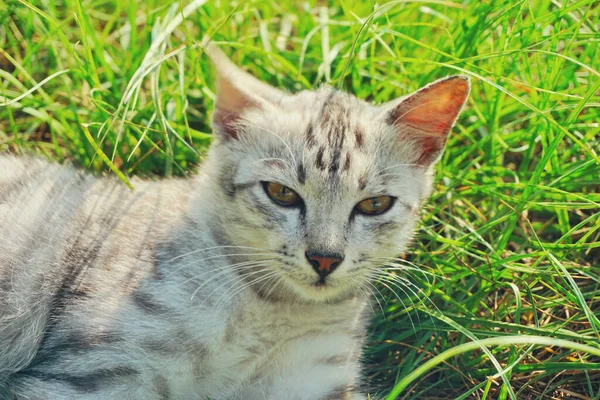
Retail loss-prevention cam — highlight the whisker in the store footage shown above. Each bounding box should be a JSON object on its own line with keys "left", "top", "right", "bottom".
{"left": 380, "top": 267, "right": 431, "bottom": 286}
{"left": 256, "top": 271, "right": 289, "bottom": 301}
{"left": 381, "top": 264, "right": 436, "bottom": 277}
{"left": 259, "top": 272, "right": 286, "bottom": 299}
{"left": 164, "top": 252, "right": 278, "bottom": 278}
{"left": 193, "top": 264, "right": 278, "bottom": 303}
{"left": 368, "top": 255, "right": 431, "bottom": 270}
{"left": 348, "top": 277, "right": 380, "bottom": 316}
{"left": 254, "top": 157, "right": 289, "bottom": 165}
{"left": 375, "top": 163, "right": 421, "bottom": 175}
{"left": 243, "top": 122, "right": 297, "bottom": 169}
{"left": 368, "top": 257, "right": 439, "bottom": 281}
{"left": 164, "top": 245, "right": 275, "bottom": 263}
{"left": 212, "top": 269, "right": 281, "bottom": 311}
{"left": 376, "top": 271, "right": 437, "bottom": 330}
{"left": 361, "top": 280, "right": 387, "bottom": 317}
{"left": 185, "top": 260, "right": 277, "bottom": 301}
{"left": 180, "top": 259, "right": 277, "bottom": 287}
{"left": 378, "top": 172, "right": 421, "bottom": 179}
{"left": 366, "top": 271, "right": 417, "bottom": 332}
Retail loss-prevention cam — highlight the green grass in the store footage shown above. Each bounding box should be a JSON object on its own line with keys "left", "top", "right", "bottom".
{"left": 1, "top": 0, "right": 599, "bottom": 398}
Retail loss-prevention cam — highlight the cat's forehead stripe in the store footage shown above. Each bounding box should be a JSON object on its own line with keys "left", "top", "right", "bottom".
{"left": 304, "top": 90, "right": 365, "bottom": 178}
{"left": 297, "top": 162, "right": 306, "bottom": 184}
{"left": 354, "top": 126, "right": 364, "bottom": 149}
{"left": 342, "top": 153, "right": 351, "bottom": 172}
{"left": 315, "top": 147, "right": 326, "bottom": 170}
{"left": 305, "top": 124, "right": 316, "bottom": 148}
{"left": 358, "top": 175, "right": 367, "bottom": 190}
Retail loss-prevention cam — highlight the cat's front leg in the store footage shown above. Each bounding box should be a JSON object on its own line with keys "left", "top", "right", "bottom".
{"left": 258, "top": 365, "right": 367, "bottom": 400}
{"left": 8, "top": 374, "right": 165, "bottom": 400}
{"left": 264, "top": 377, "right": 367, "bottom": 400}
{"left": 238, "top": 333, "right": 368, "bottom": 400}
{"left": 243, "top": 365, "right": 367, "bottom": 400}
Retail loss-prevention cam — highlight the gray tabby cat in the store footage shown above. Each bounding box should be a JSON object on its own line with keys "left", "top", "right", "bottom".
{"left": 0, "top": 45, "right": 469, "bottom": 399}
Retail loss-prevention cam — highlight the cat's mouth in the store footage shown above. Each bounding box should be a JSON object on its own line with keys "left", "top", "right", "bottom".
{"left": 277, "top": 271, "right": 353, "bottom": 302}
{"left": 312, "top": 278, "right": 328, "bottom": 288}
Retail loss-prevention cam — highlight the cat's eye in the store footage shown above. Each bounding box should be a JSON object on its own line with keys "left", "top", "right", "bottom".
{"left": 262, "top": 182, "right": 302, "bottom": 207}
{"left": 355, "top": 196, "right": 395, "bottom": 216}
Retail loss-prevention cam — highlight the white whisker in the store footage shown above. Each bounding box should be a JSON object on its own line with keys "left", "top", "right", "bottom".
{"left": 192, "top": 264, "right": 278, "bottom": 303}
{"left": 165, "top": 245, "right": 277, "bottom": 263}
{"left": 243, "top": 122, "right": 297, "bottom": 169}
{"left": 365, "top": 271, "right": 417, "bottom": 331}
{"left": 164, "top": 252, "right": 278, "bottom": 278}
{"left": 181, "top": 259, "right": 278, "bottom": 288}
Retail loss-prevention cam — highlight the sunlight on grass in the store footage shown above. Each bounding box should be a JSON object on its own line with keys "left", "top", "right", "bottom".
{"left": 1, "top": 0, "right": 599, "bottom": 398}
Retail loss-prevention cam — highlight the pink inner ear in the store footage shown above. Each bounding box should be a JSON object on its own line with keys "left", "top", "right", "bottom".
{"left": 388, "top": 76, "right": 470, "bottom": 165}
{"left": 213, "top": 75, "right": 262, "bottom": 141}
{"left": 391, "top": 77, "right": 470, "bottom": 137}
{"left": 213, "top": 109, "right": 242, "bottom": 140}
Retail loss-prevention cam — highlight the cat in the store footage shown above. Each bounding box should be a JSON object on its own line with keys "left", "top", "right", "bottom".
{"left": 0, "top": 44, "right": 470, "bottom": 399}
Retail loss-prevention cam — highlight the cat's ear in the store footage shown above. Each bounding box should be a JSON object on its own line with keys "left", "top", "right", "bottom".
{"left": 205, "top": 43, "right": 285, "bottom": 140}
{"left": 382, "top": 76, "right": 470, "bottom": 166}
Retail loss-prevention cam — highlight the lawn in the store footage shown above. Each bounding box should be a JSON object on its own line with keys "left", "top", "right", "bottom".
{"left": 1, "top": 0, "right": 599, "bottom": 398}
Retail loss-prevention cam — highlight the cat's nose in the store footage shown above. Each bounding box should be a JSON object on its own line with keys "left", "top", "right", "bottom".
{"left": 305, "top": 251, "right": 344, "bottom": 279}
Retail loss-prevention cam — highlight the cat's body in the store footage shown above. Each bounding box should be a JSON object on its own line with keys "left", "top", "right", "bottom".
{"left": 0, "top": 156, "right": 366, "bottom": 399}
{"left": 0, "top": 45, "right": 469, "bottom": 399}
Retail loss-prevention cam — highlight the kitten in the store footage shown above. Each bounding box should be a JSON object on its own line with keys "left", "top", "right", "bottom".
{"left": 0, "top": 44, "right": 469, "bottom": 399}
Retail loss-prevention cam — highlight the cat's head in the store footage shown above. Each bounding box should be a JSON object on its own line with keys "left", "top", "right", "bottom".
{"left": 201, "top": 45, "right": 469, "bottom": 303}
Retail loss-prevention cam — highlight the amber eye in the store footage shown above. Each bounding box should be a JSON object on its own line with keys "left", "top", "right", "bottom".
{"left": 262, "top": 182, "right": 301, "bottom": 207}
{"left": 355, "top": 196, "right": 395, "bottom": 216}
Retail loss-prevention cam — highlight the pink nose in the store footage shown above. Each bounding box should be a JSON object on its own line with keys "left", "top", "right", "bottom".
{"left": 305, "top": 251, "right": 344, "bottom": 279}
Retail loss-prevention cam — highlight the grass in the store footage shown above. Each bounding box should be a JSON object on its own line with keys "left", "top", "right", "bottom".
{"left": 1, "top": 0, "right": 599, "bottom": 398}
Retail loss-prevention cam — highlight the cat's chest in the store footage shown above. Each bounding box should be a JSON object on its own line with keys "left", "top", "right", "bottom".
{"left": 219, "top": 302, "right": 337, "bottom": 370}
{"left": 165, "top": 298, "right": 362, "bottom": 399}
{"left": 221, "top": 296, "right": 357, "bottom": 350}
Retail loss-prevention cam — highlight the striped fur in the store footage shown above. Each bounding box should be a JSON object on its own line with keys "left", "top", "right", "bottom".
{"left": 0, "top": 48, "right": 469, "bottom": 399}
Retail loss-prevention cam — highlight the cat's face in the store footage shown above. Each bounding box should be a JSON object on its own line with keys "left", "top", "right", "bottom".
{"left": 203, "top": 45, "right": 469, "bottom": 303}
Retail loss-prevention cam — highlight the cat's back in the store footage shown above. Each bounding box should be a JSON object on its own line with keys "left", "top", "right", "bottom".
{"left": 0, "top": 154, "right": 90, "bottom": 267}
{"left": 0, "top": 154, "right": 103, "bottom": 261}
{"left": 0, "top": 155, "right": 97, "bottom": 376}
{"left": 0, "top": 154, "right": 72, "bottom": 202}
{"left": 0, "top": 155, "right": 194, "bottom": 378}
{"left": 0, "top": 154, "right": 190, "bottom": 250}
